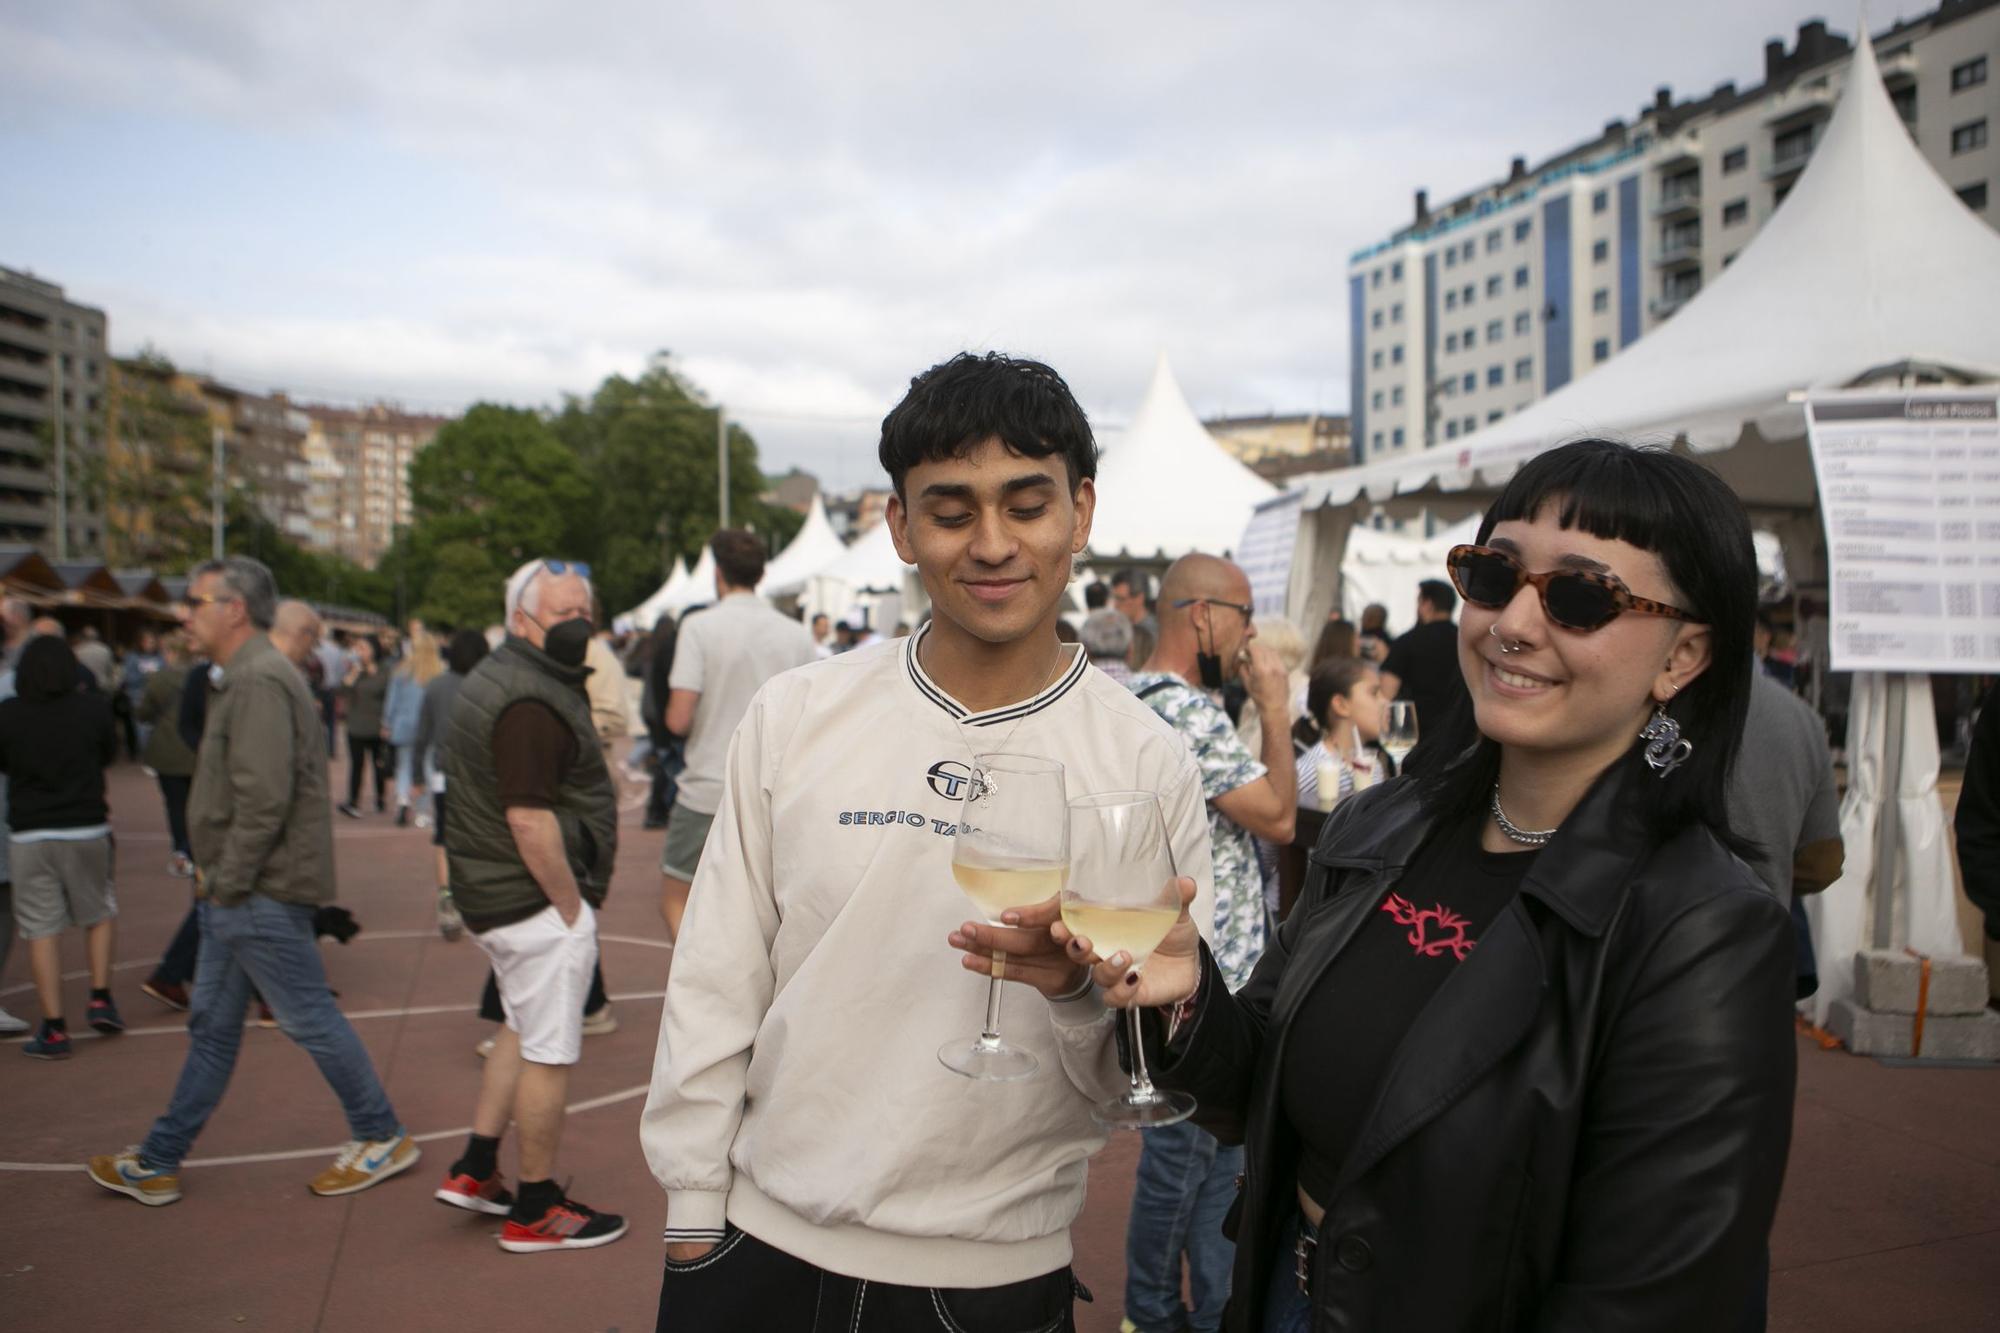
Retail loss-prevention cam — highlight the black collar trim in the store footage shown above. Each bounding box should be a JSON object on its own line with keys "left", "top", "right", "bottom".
{"left": 903, "top": 622, "right": 1088, "bottom": 727}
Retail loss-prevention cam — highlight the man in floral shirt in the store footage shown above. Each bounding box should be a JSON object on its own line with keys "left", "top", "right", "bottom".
{"left": 1122, "top": 553, "right": 1296, "bottom": 1333}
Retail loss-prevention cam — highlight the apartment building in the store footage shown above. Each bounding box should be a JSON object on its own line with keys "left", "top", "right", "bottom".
{"left": 298, "top": 403, "right": 445, "bottom": 568}
{"left": 1349, "top": 2, "right": 2000, "bottom": 462}
{"left": 0, "top": 266, "right": 107, "bottom": 555}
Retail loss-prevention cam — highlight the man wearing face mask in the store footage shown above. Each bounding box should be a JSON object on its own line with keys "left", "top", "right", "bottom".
{"left": 1122, "top": 553, "right": 1295, "bottom": 1333}
{"left": 435, "top": 557, "right": 626, "bottom": 1253}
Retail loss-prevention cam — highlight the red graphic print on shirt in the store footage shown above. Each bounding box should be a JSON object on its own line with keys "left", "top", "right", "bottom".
{"left": 1380, "top": 893, "right": 1477, "bottom": 962}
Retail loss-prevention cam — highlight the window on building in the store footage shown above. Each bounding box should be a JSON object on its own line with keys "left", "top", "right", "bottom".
{"left": 1593, "top": 339, "right": 1610, "bottom": 363}
{"left": 1462, "top": 284, "right": 1475, "bottom": 305}
{"left": 1514, "top": 219, "right": 1531, "bottom": 241}
{"left": 1372, "top": 391, "right": 1384, "bottom": 409}
{"left": 1462, "top": 241, "right": 1475, "bottom": 261}
{"left": 1371, "top": 350, "right": 1383, "bottom": 369}
{"left": 1462, "top": 373, "right": 1476, "bottom": 392}
{"left": 1954, "top": 56, "right": 1988, "bottom": 92}
{"left": 1488, "top": 410, "right": 1505, "bottom": 423}
{"left": 1391, "top": 302, "right": 1403, "bottom": 322}
{"left": 1392, "top": 427, "right": 1405, "bottom": 446}
{"left": 1391, "top": 344, "right": 1404, "bottom": 364}
{"left": 1514, "top": 266, "right": 1529, "bottom": 288}
{"left": 1592, "top": 239, "right": 1608, "bottom": 263}
{"left": 1514, "top": 357, "right": 1532, "bottom": 381}
{"left": 1515, "top": 311, "right": 1532, "bottom": 335}
{"left": 1372, "top": 310, "right": 1384, "bottom": 328}
{"left": 1481, "top": 275, "right": 1498, "bottom": 298}
{"left": 1486, "top": 229, "right": 1502, "bottom": 252}
{"left": 1722, "top": 146, "right": 1748, "bottom": 174}
{"left": 1391, "top": 386, "right": 1404, "bottom": 406}
{"left": 1464, "top": 327, "right": 1477, "bottom": 348}
{"left": 1446, "top": 420, "right": 1459, "bottom": 440}
{"left": 1371, "top": 269, "right": 1383, "bottom": 289}
{"left": 1487, "top": 365, "right": 1503, "bottom": 387}
{"left": 1391, "top": 261, "right": 1404, "bottom": 280}
{"left": 1372, "top": 431, "right": 1384, "bottom": 449}
{"left": 1445, "top": 248, "right": 1457, "bottom": 268}
{"left": 1775, "top": 124, "right": 1814, "bottom": 164}
{"left": 1592, "top": 189, "right": 1608, "bottom": 213}
{"left": 1486, "top": 319, "right": 1503, "bottom": 341}
{"left": 1442, "top": 378, "right": 1456, "bottom": 397}
{"left": 1722, "top": 198, "right": 1748, "bottom": 226}
{"left": 1445, "top": 333, "right": 1459, "bottom": 352}
{"left": 1463, "top": 416, "right": 1476, "bottom": 434}
{"left": 1953, "top": 120, "right": 1988, "bottom": 155}
{"left": 1893, "top": 85, "right": 1918, "bottom": 123}
{"left": 1445, "top": 290, "right": 1458, "bottom": 310}
{"left": 1959, "top": 181, "right": 1989, "bottom": 211}
{"left": 1592, "top": 288, "right": 1609, "bottom": 313}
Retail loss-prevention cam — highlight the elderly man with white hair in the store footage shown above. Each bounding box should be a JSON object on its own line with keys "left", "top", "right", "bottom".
{"left": 434, "top": 557, "right": 627, "bottom": 1253}
{"left": 1079, "top": 606, "right": 1134, "bottom": 686}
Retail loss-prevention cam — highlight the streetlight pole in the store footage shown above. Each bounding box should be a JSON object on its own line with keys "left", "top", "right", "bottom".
{"left": 717, "top": 403, "right": 729, "bottom": 530}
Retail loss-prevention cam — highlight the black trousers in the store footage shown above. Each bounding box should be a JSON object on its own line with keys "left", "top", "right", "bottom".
{"left": 346, "top": 736, "right": 388, "bottom": 808}
{"left": 156, "top": 774, "right": 192, "bottom": 856}
{"left": 655, "top": 1226, "right": 1079, "bottom": 1332}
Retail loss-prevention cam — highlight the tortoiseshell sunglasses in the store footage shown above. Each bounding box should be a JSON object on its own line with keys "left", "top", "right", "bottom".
{"left": 1446, "top": 544, "right": 1697, "bottom": 632}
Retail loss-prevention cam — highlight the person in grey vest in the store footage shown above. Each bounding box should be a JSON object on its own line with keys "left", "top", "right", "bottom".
{"left": 436, "top": 557, "right": 625, "bottom": 1253}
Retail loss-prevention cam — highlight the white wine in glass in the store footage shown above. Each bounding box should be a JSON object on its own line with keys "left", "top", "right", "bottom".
{"left": 1064, "top": 790, "right": 1196, "bottom": 1130}
{"left": 941, "top": 753, "right": 1069, "bottom": 1083}
{"left": 1382, "top": 700, "right": 1418, "bottom": 774}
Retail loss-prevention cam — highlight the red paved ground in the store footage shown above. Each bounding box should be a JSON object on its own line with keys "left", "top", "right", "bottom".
{"left": 3, "top": 752, "right": 1996, "bottom": 1331}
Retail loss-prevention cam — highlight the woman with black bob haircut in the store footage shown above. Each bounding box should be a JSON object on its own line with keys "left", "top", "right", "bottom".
{"left": 1062, "top": 439, "right": 1795, "bottom": 1331}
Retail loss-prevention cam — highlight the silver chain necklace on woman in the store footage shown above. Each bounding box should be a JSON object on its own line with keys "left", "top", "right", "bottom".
{"left": 1490, "top": 784, "right": 1558, "bottom": 846}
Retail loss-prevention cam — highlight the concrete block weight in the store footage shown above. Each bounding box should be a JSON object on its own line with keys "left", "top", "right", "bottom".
{"left": 1851, "top": 949, "right": 1991, "bottom": 1016}
{"left": 1827, "top": 998, "right": 2000, "bottom": 1061}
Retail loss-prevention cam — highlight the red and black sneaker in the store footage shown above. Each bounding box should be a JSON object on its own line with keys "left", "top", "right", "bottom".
{"left": 434, "top": 1167, "right": 515, "bottom": 1217}
{"left": 498, "top": 1192, "right": 628, "bottom": 1253}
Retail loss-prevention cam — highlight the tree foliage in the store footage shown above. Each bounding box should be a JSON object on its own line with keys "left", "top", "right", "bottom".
{"left": 98, "top": 351, "right": 213, "bottom": 569}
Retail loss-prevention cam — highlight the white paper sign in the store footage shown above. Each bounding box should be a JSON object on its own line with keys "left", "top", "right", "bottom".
{"left": 1805, "top": 390, "right": 2000, "bottom": 673}
{"left": 1237, "top": 491, "right": 1303, "bottom": 619}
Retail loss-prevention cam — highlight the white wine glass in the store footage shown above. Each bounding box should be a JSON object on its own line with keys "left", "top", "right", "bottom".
{"left": 1064, "top": 791, "right": 1196, "bottom": 1130}
{"left": 1382, "top": 700, "right": 1418, "bottom": 774}
{"left": 941, "top": 753, "right": 1069, "bottom": 1082}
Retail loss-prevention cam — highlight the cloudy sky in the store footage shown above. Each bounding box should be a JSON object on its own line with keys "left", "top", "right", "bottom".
{"left": 0, "top": 1, "right": 1924, "bottom": 488}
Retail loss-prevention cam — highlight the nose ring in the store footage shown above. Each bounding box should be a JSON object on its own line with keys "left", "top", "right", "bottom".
{"left": 1489, "top": 625, "right": 1526, "bottom": 655}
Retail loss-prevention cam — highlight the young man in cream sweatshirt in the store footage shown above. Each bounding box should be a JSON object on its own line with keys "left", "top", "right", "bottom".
{"left": 642, "top": 352, "right": 1215, "bottom": 1330}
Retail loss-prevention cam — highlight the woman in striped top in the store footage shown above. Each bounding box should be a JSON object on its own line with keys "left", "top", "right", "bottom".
{"left": 1294, "top": 657, "right": 1387, "bottom": 812}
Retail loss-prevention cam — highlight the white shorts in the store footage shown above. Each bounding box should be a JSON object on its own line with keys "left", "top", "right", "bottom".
{"left": 473, "top": 902, "right": 599, "bottom": 1065}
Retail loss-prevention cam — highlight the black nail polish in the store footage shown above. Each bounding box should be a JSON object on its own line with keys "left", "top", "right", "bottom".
{"left": 1125, "top": 971, "right": 1139, "bottom": 987}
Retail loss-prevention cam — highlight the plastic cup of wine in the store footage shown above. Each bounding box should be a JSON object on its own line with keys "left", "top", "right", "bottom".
{"left": 1064, "top": 790, "right": 1196, "bottom": 1129}
{"left": 941, "top": 753, "right": 1069, "bottom": 1082}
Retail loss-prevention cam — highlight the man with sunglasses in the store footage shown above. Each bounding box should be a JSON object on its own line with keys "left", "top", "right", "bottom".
{"left": 435, "top": 556, "right": 626, "bottom": 1252}
{"left": 1379, "top": 578, "right": 1469, "bottom": 762}
{"left": 1122, "top": 553, "right": 1295, "bottom": 1333}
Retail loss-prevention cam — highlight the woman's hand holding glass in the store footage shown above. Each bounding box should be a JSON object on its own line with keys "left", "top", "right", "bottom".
{"left": 1049, "top": 874, "right": 1201, "bottom": 1010}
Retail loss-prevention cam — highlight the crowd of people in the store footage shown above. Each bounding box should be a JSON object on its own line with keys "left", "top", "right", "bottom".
{"left": 8, "top": 350, "right": 1975, "bottom": 1333}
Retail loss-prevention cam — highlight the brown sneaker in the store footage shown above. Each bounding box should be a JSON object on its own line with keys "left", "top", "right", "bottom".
{"left": 88, "top": 1151, "right": 183, "bottom": 1207}
{"left": 309, "top": 1133, "right": 420, "bottom": 1197}
{"left": 141, "top": 979, "right": 191, "bottom": 1012}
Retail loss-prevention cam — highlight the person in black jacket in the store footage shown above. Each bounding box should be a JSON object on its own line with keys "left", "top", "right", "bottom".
{"left": 969, "top": 440, "right": 1795, "bottom": 1332}
{"left": 1953, "top": 679, "right": 2000, "bottom": 1008}
{"left": 0, "top": 635, "right": 121, "bottom": 1058}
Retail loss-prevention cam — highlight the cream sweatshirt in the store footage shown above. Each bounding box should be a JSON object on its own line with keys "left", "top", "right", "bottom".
{"left": 641, "top": 626, "right": 1215, "bottom": 1287}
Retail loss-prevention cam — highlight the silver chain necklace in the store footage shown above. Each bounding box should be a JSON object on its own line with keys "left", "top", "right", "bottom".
{"left": 1490, "top": 784, "right": 1557, "bottom": 846}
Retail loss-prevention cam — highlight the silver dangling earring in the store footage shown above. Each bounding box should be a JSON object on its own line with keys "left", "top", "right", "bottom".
{"left": 1639, "top": 703, "right": 1692, "bottom": 778}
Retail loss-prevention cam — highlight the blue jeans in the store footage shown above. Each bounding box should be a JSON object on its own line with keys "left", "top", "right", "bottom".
{"left": 1124, "top": 1120, "right": 1243, "bottom": 1333}
{"left": 140, "top": 896, "right": 400, "bottom": 1171}
{"left": 1260, "top": 1210, "right": 1316, "bottom": 1333}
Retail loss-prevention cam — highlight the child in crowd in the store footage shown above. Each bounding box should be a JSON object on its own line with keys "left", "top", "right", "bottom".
{"left": 1294, "top": 656, "right": 1387, "bottom": 812}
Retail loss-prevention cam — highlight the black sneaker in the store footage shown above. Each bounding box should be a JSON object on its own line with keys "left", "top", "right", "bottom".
{"left": 337, "top": 802, "right": 362, "bottom": 819}
{"left": 88, "top": 996, "right": 125, "bottom": 1034}
{"left": 498, "top": 1192, "right": 628, "bottom": 1253}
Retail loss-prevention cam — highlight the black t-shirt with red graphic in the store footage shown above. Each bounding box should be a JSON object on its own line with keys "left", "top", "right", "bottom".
{"left": 1284, "top": 819, "right": 1538, "bottom": 1206}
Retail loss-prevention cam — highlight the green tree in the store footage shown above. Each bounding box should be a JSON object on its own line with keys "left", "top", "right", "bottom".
{"left": 98, "top": 350, "right": 213, "bottom": 569}
{"left": 401, "top": 404, "right": 595, "bottom": 622}
{"left": 223, "top": 494, "right": 393, "bottom": 615}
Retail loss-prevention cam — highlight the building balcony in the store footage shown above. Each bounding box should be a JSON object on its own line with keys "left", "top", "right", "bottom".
{"left": 1652, "top": 187, "right": 1702, "bottom": 220}
{"left": 1652, "top": 131, "right": 1700, "bottom": 172}
{"left": 1764, "top": 141, "right": 1814, "bottom": 180}
{"left": 0, "top": 464, "right": 48, "bottom": 493}
{"left": 1880, "top": 47, "right": 1917, "bottom": 87}
{"left": 1650, "top": 287, "right": 1700, "bottom": 320}
{"left": 0, "top": 498, "right": 47, "bottom": 527}
{"left": 1764, "top": 82, "right": 1834, "bottom": 128}
{"left": 1653, "top": 238, "right": 1703, "bottom": 267}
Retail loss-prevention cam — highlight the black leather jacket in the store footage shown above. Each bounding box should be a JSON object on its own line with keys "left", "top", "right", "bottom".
{"left": 1148, "top": 756, "right": 1796, "bottom": 1332}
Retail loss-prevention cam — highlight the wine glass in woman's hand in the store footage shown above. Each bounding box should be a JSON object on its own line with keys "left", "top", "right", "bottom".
{"left": 1054, "top": 874, "right": 1201, "bottom": 1010}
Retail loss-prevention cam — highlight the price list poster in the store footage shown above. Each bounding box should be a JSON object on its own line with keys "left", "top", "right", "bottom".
{"left": 1806, "top": 390, "right": 2000, "bottom": 673}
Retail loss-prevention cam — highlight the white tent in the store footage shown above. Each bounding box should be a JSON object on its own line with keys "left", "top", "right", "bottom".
{"left": 649, "top": 546, "right": 717, "bottom": 623}
{"left": 1282, "top": 35, "right": 2000, "bottom": 632}
{"left": 799, "top": 519, "right": 915, "bottom": 627}
{"left": 1089, "top": 354, "right": 1279, "bottom": 562}
{"left": 1339, "top": 516, "right": 1483, "bottom": 625}
{"left": 624, "top": 556, "right": 690, "bottom": 632}
{"left": 759, "top": 493, "right": 848, "bottom": 599}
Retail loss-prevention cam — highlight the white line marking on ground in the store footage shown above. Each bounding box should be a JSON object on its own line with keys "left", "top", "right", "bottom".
{"left": 0, "top": 1084, "right": 651, "bottom": 1173}
{"left": 5, "top": 991, "right": 666, "bottom": 1041}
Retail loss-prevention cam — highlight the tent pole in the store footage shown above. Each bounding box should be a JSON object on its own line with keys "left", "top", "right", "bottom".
{"left": 1871, "top": 672, "right": 1907, "bottom": 950}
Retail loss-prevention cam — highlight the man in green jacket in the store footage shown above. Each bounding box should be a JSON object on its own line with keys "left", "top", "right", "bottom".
{"left": 88, "top": 557, "right": 416, "bottom": 1209}
{"left": 434, "top": 556, "right": 625, "bottom": 1253}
